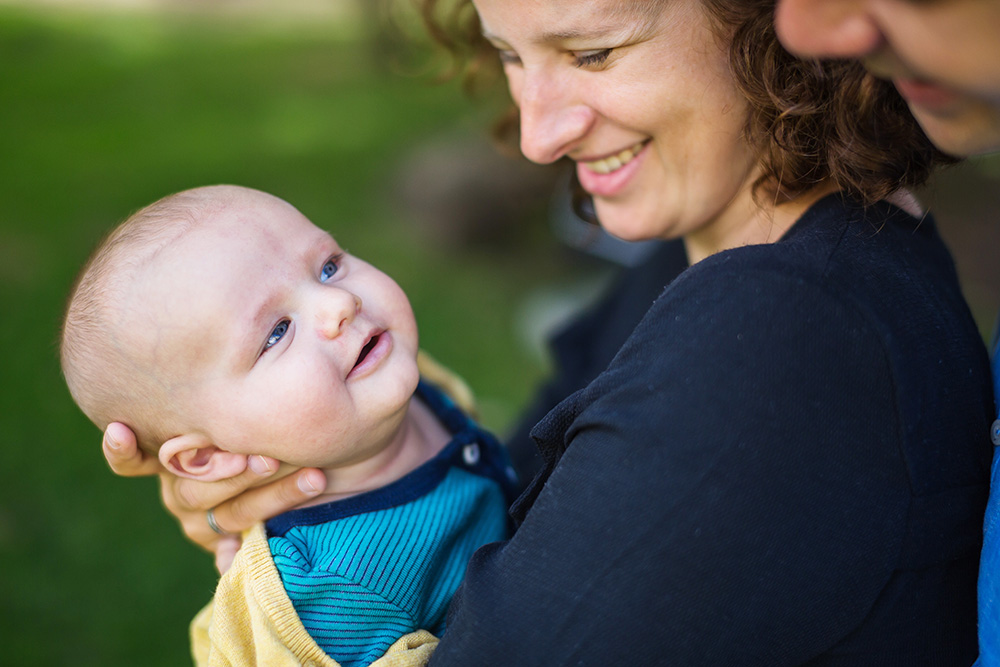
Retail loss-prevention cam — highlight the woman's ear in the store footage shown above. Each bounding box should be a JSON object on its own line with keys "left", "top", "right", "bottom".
{"left": 158, "top": 434, "right": 249, "bottom": 482}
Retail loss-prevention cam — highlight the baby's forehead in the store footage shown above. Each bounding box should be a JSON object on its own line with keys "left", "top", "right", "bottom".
{"left": 119, "top": 203, "right": 332, "bottom": 363}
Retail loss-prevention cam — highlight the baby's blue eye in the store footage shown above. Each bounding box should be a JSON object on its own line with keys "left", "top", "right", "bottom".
{"left": 264, "top": 320, "right": 289, "bottom": 351}
{"left": 320, "top": 256, "right": 341, "bottom": 282}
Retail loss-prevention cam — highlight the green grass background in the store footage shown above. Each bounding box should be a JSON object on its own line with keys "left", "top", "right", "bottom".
{"left": 0, "top": 6, "right": 581, "bottom": 664}
{"left": 3, "top": 4, "right": 1000, "bottom": 666}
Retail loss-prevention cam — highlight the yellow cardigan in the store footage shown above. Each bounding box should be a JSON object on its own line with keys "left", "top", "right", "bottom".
{"left": 189, "top": 523, "right": 438, "bottom": 667}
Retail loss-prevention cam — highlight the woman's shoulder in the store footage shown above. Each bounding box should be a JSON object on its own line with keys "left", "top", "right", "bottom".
{"left": 657, "top": 193, "right": 967, "bottom": 334}
{"left": 600, "top": 191, "right": 988, "bottom": 427}
{"left": 596, "top": 193, "right": 991, "bottom": 493}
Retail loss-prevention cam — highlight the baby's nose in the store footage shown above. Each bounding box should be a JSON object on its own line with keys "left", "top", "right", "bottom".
{"left": 316, "top": 290, "right": 361, "bottom": 339}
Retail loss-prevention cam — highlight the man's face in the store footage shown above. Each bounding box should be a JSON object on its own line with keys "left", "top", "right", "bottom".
{"left": 775, "top": 0, "right": 1000, "bottom": 156}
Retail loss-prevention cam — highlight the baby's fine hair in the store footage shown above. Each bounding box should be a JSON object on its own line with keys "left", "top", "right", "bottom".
{"left": 60, "top": 186, "right": 234, "bottom": 452}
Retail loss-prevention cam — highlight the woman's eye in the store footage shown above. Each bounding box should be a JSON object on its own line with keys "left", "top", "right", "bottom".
{"left": 320, "top": 255, "right": 341, "bottom": 282}
{"left": 498, "top": 51, "right": 520, "bottom": 65}
{"left": 574, "top": 49, "right": 611, "bottom": 68}
{"left": 264, "top": 320, "right": 289, "bottom": 352}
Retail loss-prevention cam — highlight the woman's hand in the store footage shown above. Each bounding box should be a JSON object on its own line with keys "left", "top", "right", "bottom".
{"left": 103, "top": 422, "right": 326, "bottom": 571}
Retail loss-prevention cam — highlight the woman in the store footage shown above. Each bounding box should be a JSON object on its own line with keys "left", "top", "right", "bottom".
{"left": 104, "top": 0, "right": 992, "bottom": 662}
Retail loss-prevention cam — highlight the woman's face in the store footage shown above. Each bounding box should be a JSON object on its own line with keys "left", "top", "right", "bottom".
{"left": 474, "top": 0, "right": 766, "bottom": 256}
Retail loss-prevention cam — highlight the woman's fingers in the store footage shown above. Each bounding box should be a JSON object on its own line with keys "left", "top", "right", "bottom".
{"left": 212, "top": 468, "right": 326, "bottom": 533}
{"left": 159, "top": 455, "right": 281, "bottom": 550}
{"left": 162, "top": 465, "right": 326, "bottom": 551}
{"left": 103, "top": 422, "right": 163, "bottom": 477}
{"left": 164, "top": 455, "right": 280, "bottom": 513}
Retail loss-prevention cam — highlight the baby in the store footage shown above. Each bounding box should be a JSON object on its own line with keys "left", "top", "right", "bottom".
{"left": 60, "top": 185, "right": 517, "bottom": 667}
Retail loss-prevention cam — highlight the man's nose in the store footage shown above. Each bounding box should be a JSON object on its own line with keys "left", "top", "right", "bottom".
{"left": 775, "top": 0, "right": 884, "bottom": 59}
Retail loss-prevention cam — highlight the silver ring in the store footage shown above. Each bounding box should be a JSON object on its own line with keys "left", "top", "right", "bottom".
{"left": 206, "top": 508, "right": 231, "bottom": 536}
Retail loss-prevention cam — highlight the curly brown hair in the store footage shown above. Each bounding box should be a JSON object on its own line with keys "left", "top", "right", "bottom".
{"left": 702, "top": 0, "right": 955, "bottom": 205}
{"left": 416, "top": 0, "right": 953, "bottom": 209}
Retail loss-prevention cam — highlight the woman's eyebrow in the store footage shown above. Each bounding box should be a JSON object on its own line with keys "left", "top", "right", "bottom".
{"left": 482, "top": 5, "right": 661, "bottom": 45}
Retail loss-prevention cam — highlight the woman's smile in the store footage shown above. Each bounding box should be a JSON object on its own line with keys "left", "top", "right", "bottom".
{"left": 575, "top": 140, "right": 649, "bottom": 198}
{"left": 578, "top": 140, "right": 649, "bottom": 175}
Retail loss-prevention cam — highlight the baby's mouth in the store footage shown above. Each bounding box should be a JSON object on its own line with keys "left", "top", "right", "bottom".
{"left": 353, "top": 334, "right": 380, "bottom": 370}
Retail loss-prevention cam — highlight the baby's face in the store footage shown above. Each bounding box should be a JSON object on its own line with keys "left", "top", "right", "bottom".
{"left": 128, "top": 189, "right": 420, "bottom": 468}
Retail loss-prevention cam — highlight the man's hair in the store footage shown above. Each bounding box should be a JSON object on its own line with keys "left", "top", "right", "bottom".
{"left": 60, "top": 187, "right": 228, "bottom": 453}
{"left": 416, "top": 0, "right": 953, "bottom": 212}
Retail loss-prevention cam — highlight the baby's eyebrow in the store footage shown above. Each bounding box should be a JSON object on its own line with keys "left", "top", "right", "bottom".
{"left": 234, "top": 291, "right": 283, "bottom": 368}
{"left": 305, "top": 229, "right": 339, "bottom": 259}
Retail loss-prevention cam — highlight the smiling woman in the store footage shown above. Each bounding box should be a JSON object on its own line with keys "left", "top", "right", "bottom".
{"left": 410, "top": 0, "right": 992, "bottom": 664}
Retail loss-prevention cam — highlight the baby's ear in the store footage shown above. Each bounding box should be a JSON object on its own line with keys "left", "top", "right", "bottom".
{"left": 158, "top": 434, "right": 248, "bottom": 482}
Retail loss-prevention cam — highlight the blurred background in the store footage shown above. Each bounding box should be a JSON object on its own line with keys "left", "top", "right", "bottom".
{"left": 1, "top": 1, "right": 999, "bottom": 664}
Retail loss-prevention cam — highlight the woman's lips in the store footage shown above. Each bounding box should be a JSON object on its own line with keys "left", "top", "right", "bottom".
{"left": 576, "top": 140, "right": 649, "bottom": 198}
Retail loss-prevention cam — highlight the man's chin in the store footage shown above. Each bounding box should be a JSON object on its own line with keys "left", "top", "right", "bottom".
{"left": 912, "top": 106, "right": 1000, "bottom": 157}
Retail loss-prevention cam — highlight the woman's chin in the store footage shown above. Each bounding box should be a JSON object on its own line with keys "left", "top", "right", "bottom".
{"left": 593, "top": 204, "right": 670, "bottom": 243}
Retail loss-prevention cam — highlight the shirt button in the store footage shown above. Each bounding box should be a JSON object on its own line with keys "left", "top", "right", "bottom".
{"left": 992, "top": 419, "right": 1000, "bottom": 446}
{"left": 463, "top": 443, "right": 481, "bottom": 466}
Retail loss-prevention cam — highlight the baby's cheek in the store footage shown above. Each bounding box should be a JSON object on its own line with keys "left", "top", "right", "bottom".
{"left": 289, "top": 381, "right": 351, "bottom": 436}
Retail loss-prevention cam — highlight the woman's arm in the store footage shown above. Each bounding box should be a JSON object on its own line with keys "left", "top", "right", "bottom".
{"left": 103, "top": 421, "right": 325, "bottom": 570}
{"left": 504, "top": 240, "right": 687, "bottom": 483}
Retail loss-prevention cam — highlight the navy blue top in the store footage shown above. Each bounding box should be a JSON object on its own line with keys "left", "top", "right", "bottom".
{"left": 435, "top": 194, "right": 993, "bottom": 665}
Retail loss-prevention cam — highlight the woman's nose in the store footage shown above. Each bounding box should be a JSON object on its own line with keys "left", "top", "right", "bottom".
{"left": 514, "top": 67, "right": 596, "bottom": 164}
{"left": 315, "top": 289, "right": 361, "bottom": 340}
{"left": 775, "top": 0, "right": 884, "bottom": 59}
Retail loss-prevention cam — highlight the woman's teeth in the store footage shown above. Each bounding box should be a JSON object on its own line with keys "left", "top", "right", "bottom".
{"left": 582, "top": 141, "right": 646, "bottom": 174}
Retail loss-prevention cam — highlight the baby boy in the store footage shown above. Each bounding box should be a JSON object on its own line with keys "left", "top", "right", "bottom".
{"left": 60, "top": 185, "right": 516, "bottom": 667}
